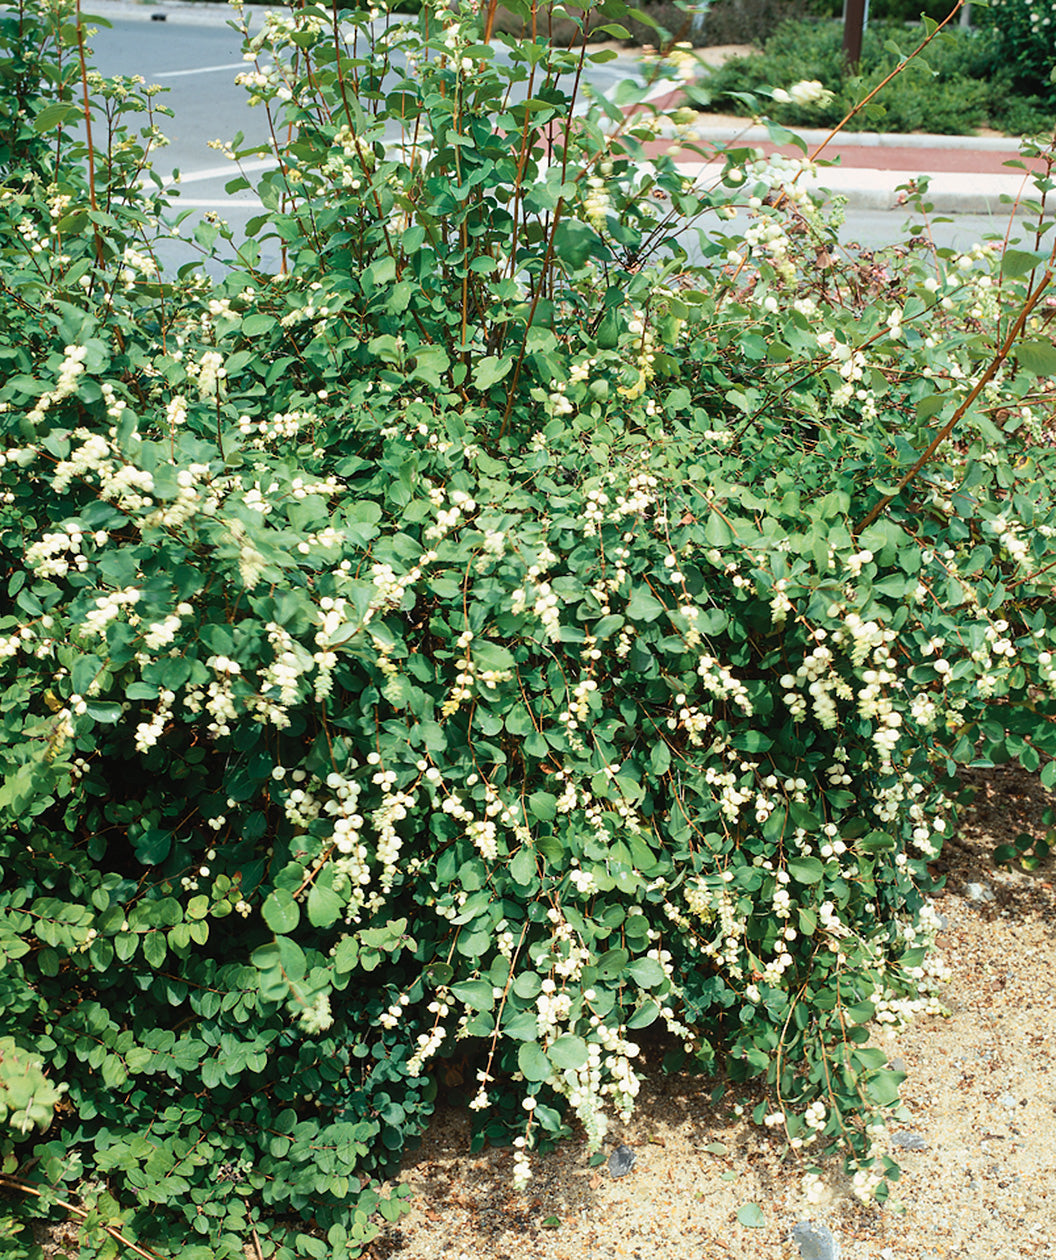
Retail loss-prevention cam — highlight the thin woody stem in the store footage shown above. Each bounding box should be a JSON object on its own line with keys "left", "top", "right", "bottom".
{"left": 805, "top": 1, "right": 965, "bottom": 167}
{"left": 74, "top": 0, "right": 104, "bottom": 267}
{"left": 855, "top": 255, "right": 1056, "bottom": 534}
{"left": 0, "top": 1174, "right": 166, "bottom": 1260}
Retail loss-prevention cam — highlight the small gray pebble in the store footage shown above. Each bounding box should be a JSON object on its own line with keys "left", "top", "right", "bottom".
{"left": 891, "top": 1129, "right": 928, "bottom": 1151}
{"left": 608, "top": 1145, "right": 636, "bottom": 1178}
{"left": 965, "top": 881, "right": 995, "bottom": 903}
{"left": 887, "top": 1057, "right": 907, "bottom": 1074}
{"left": 791, "top": 1221, "right": 841, "bottom": 1260}
{"left": 934, "top": 913, "right": 949, "bottom": 930}
{"left": 999, "top": 1093, "right": 1017, "bottom": 1109}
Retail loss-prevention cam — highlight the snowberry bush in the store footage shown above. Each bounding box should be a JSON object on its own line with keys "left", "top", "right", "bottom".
{"left": 2, "top": 0, "right": 1056, "bottom": 1256}
{"left": 982, "top": 0, "right": 1056, "bottom": 97}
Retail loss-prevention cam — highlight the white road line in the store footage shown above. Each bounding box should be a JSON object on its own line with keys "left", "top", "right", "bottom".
{"left": 154, "top": 62, "right": 246, "bottom": 79}
{"left": 169, "top": 199, "right": 266, "bottom": 209}
{"left": 168, "top": 158, "right": 279, "bottom": 185}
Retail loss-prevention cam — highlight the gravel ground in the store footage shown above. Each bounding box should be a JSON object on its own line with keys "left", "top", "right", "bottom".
{"left": 365, "top": 767, "right": 1056, "bottom": 1260}
{"left": 28, "top": 767, "right": 1056, "bottom": 1259}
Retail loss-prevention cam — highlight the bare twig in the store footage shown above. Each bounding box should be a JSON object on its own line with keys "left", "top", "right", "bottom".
{"left": 855, "top": 251, "right": 1056, "bottom": 533}
{"left": 806, "top": 2, "right": 966, "bottom": 168}
{"left": 73, "top": 0, "right": 104, "bottom": 267}
{"left": 0, "top": 1173, "right": 166, "bottom": 1260}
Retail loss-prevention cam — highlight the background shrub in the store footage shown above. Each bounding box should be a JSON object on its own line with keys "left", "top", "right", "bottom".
{"left": 697, "top": 0, "right": 812, "bottom": 47}
{"left": 696, "top": 17, "right": 1055, "bottom": 133}
{"left": 977, "top": 0, "right": 1056, "bottom": 98}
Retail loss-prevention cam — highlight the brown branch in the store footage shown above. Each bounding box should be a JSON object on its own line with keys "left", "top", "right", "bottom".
{"left": 0, "top": 1174, "right": 166, "bottom": 1260}
{"left": 498, "top": 197, "right": 566, "bottom": 438}
{"left": 74, "top": 0, "right": 104, "bottom": 267}
{"left": 481, "top": 0, "right": 500, "bottom": 44}
{"left": 855, "top": 257, "right": 1056, "bottom": 534}
{"left": 806, "top": 2, "right": 966, "bottom": 169}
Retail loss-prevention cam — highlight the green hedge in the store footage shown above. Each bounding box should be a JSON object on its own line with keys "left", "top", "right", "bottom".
{"left": 697, "top": 17, "right": 1055, "bottom": 133}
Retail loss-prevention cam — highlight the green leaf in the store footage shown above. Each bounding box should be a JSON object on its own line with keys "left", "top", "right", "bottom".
{"left": 865, "top": 1068, "right": 904, "bottom": 1107}
{"left": 518, "top": 1042, "right": 552, "bottom": 1082}
{"left": 737, "top": 1202, "right": 766, "bottom": 1228}
{"left": 844, "top": 1000, "right": 875, "bottom": 1024}
{"left": 915, "top": 392, "right": 946, "bottom": 421}
{"left": 143, "top": 932, "right": 167, "bottom": 968}
{"left": 857, "top": 830, "right": 896, "bottom": 853}
{"left": 1001, "top": 248, "right": 1047, "bottom": 278}
{"left": 85, "top": 702, "right": 122, "bottom": 723}
{"left": 786, "top": 857, "right": 824, "bottom": 884}
{"left": 510, "top": 847, "right": 536, "bottom": 886}
{"left": 472, "top": 355, "right": 513, "bottom": 390}
{"left": 596, "top": 948, "right": 629, "bottom": 980}
{"left": 548, "top": 1035, "right": 588, "bottom": 1070}
{"left": 241, "top": 313, "right": 276, "bottom": 336}
{"left": 275, "top": 936, "right": 307, "bottom": 983}
{"left": 451, "top": 979, "right": 495, "bottom": 1012}
{"left": 705, "top": 512, "right": 734, "bottom": 546}
{"left": 307, "top": 883, "right": 342, "bottom": 929}
{"left": 186, "top": 896, "right": 210, "bottom": 921}
{"left": 410, "top": 345, "right": 450, "bottom": 387}
{"left": 362, "top": 256, "right": 396, "bottom": 293}
{"left": 472, "top": 641, "right": 516, "bottom": 671}
{"left": 262, "top": 889, "right": 300, "bottom": 934}
{"left": 295, "top": 1234, "right": 327, "bottom": 1258}
{"left": 627, "top": 1001, "right": 659, "bottom": 1029}
{"left": 627, "top": 957, "right": 665, "bottom": 988}
{"left": 33, "top": 101, "right": 81, "bottom": 133}
{"left": 133, "top": 828, "right": 172, "bottom": 865}
{"left": 626, "top": 588, "right": 664, "bottom": 622}
{"left": 552, "top": 219, "right": 604, "bottom": 269}
{"left": 650, "top": 741, "right": 671, "bottom": 775}
{"left": 529, "top": 791, "right": 557, "bottom": 822}
{"left": 1016, "top": 339, "right": 1056, "bottom": 376}
{"left": 593, "top": 614, "right": 624, "bottom": 639}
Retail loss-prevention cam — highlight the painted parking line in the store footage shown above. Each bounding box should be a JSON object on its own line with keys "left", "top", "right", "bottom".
{"left": 168, "top": 158, "right": 279, "bottom": 185}
{"left": 155, "top": 62, "right": 247, "bottom": 78}
{"left": 169, "top": 198, "right": 265, "bottom": 209}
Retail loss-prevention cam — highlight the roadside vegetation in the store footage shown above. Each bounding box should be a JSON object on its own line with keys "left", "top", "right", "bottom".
{"left": 696, "top": 14, "right": 1056, "bottom": 135}
{"left": 1, "top": 2, "right": 1055, "bottom": 1259}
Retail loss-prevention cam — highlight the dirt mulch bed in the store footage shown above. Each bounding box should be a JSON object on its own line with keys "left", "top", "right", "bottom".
{"left": 366, "top": 766, "right": 1056, "bottom": 1260}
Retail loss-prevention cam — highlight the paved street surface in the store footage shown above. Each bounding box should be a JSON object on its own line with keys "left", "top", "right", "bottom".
{"left": 84, "top": 0, "right": 1047, "bottom": 268}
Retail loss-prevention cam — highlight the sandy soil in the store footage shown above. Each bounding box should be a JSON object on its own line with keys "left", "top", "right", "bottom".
{"left": 27, "top": 767, "right": 1056, "bottom": 1259}
{"left": 365, "top": 767, "right": 1056, "bottom": 1260}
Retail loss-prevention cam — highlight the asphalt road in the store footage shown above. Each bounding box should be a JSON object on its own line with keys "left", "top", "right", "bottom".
{"left": 87, "top": 12, "right": 646, "bottom": 197}
{"left": 85, "top": 6, "right": 1030, "bottom": 270}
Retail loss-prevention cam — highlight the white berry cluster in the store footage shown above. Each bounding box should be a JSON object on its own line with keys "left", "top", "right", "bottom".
{"left": 26, "top": 344, "right": 88, "bottom": 427}
{"left": 50, "top": 427, "right": 155, "bottom": 511}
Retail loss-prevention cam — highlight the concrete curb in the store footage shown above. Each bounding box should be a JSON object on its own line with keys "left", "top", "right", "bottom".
{"left": 684, "top": 124, "right": 1025, "bottom": 152}
{"left": 673, "top": 161, "right": 1037, "bottom": 215}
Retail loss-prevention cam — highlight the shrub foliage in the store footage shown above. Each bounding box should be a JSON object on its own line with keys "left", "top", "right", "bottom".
{"left": 697, "top": 13, "right": 1055, "bottom": 134}
{"left": 980, "top": 0, "right": 1056, "bottom": 99}
{"left": 2, "top": 1, "right": 1056, "bottom": 1257}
